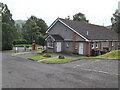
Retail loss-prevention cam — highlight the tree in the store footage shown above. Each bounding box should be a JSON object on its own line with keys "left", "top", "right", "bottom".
{"left": 37, "top": 34, "right": 46, "bottom": 48}
{"left": 23, "top": 16, "right": 41, "bottom": 44}
{"left": 1, "top": 3, "right": 18, "bottom": 50}
{"left": 111, "top": 10, "right": 120, "bottom": 33}
{"left": 15, "top": 24, "right": 23, "bottom": 39}
{"left": 22, "top": 16, "right": 48, "bottom": 45}
{"left": 73, "top": 12, "right": 89, "bottom": 23}
{"left": 36, "top": 18, "right": 48, "bottom": 35}
{"left": 65, "top": 15, "right": 70, "bottom": 20}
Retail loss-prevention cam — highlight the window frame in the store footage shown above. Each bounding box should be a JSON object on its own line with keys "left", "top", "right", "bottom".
{"left": 112, "top": 41, "right": 114, "bottom": 46}
{"left": 66, "top": 43, "right": 69, "bottom": 48}
{"left": 47, "top": 41, "right": 54, "bottom": 48}
{"left": 96, "top": 42, "right": 98, "bottom": 48}
{"left": 91, "top": 43, "right": 94, "bottom": 49}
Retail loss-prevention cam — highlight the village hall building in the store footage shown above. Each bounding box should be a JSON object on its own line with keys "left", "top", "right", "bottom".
{"left": 45, "top": 18, "right": 119, "bottom": 56}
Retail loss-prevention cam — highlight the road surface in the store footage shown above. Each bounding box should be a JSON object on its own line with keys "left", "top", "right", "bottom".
{"left": 2, "top": 51, "right": 119, "bottom": 88}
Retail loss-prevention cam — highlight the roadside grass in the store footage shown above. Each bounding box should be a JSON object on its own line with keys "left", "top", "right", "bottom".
{"left": 41, "top": 57, "right": 95, "bottom": 63}
{"left": 95, "top": 50, "right": 120, "bottom": 59}
{"left": 41, "top": 50, "right": 120, "bottom": 63}
{"left": 27, "top": 53, "right": 56, "bottom": 61}
{"left": 14, "top": 44, "right": 41, "bottom": 47}
{"left": 33, "top": 49, "right": 44, "bottom": 54}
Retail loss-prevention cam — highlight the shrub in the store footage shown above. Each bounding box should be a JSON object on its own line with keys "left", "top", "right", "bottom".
{"left": 43, "top": 54, "right": 51, "bottom": 57}
{"left": 58, "top": 55, "right": 65, "bottom": 59}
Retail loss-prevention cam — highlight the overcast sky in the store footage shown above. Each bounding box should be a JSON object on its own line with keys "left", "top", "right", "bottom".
{"left": 1, "top": 0, "right": 120, "bottom": 26}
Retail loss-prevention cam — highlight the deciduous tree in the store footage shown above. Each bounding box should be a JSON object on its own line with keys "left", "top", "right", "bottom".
{"left": 73, "top": 12, "right": 89, "bottom": 23}
{"left": 1, "top": 3, "right": 17, "bottom": 50}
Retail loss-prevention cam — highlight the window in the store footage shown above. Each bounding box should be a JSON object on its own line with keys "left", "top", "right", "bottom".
{"left": 96, "top": 42, "right": 98, "bottom": 48}
{"left": 47, "top": 41, "right": 53, "bottom": 48}
{"left": 91, "top": 43, "right": 94, "bottom": 49}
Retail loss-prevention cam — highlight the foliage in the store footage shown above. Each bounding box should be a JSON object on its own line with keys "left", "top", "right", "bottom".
{"left": 65, "top": 16, "right": 70, "bottom": 20}
{"left": 13, "top": 39, "right": 27, "bottom": 45}
{"left": 22, "top": 16, "right": 48, "bottom": 45}
{"left": 14, "top": 44, "right": 41, "bottom": 47}
{"left": 65, "top": 12, "right": 89, "bottom": 23}
{"left": 36, "top": 18, "right": 48, "bottom": 35}
{"left": 1, "top": 3, "right": 18, "bottom": 50}
{"left": 36, "top": 33, "right": 46, "bottom": 47}
{"left": 27, "top": 54, "right": 56, "bottom": 61}
{"left": 15, "top": 24, "right": 23, "bottom": 39}
{"left": 111, "top": 10, "right": 120, "bottom": 33}
{"left": 73, "top": 12, "right": 89, "bottom": 23}
{"left": 22, "top": 16, "right": 40, "bottom": 44}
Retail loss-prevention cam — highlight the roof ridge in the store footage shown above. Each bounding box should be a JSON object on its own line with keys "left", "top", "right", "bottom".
{"left": 59, "top": 18, "right": 115, "bottom": 33}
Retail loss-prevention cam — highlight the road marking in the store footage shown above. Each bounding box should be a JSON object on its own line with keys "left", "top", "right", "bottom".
{"left": 73, "top": 60, "right": 100, "bottom": 68}
{"left": 78, "top": 68, "right": 119, "bottom": 76}
{"left": 73, "top": 60, "right": 119, "bottom": 76}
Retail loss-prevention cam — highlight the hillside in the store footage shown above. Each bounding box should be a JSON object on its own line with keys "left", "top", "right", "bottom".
{"left": 15, "top": 20, "right": 26, "bottom": 28}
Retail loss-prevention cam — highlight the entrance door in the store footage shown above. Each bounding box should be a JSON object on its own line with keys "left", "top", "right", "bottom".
{"left": 79, "top": 43, "right": 83, "bottom": 54}
{"left": 56, "top": 42, "right": 61, "bottom": 52}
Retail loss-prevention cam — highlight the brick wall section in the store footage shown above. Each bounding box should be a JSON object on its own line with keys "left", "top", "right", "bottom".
{"left": 100, "top": 41, "right": 102, "bottom": 50}
{"left": 86, "top": 42, "right": 90, "bottom": 56}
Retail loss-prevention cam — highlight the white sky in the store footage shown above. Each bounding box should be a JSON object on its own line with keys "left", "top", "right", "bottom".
{"left": 1, "top": 0, "right": 120, "bottom": 26}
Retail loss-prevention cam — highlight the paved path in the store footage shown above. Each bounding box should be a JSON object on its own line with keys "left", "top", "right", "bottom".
{"left": 2, "top": 51, "right": 119, "bottom": 88}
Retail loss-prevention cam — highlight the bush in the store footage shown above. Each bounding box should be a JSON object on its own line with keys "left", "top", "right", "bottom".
{"left": 58, "top": 55, "right": 65, "bottom": 59}
{"left": 43, "top": 54, "right": 51, "bottom": 57}
{"left": 13, "top": 39, "right": 27, "bottom": 45}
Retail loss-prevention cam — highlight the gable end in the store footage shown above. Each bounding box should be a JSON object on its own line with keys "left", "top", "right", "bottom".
{"left": 46, "top": 18, "right": 89, "bottom": 41}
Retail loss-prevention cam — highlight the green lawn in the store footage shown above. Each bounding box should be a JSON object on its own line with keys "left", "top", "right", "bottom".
{"left": 27, "top": 56, "right": 49, "bottom": 61}
{"left": 41, "top": 50, "right": 120, "bottom": 63}
{"left": 27, "top": 54, "right": 56, "bottom": 61}
{"left": 41, "top": 57, "right": 95, "bottom": 63}
{"left": 95, "top": 50, "right": 120, "bottom": 59}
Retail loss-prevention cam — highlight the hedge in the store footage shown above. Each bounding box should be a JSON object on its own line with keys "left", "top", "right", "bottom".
{"left": 13, "top": 39, "right": 27, "bottom": 45}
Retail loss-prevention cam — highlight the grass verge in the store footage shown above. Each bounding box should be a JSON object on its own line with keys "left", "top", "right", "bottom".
{"left": 27, "top": 54, "right": 56, "bottom": 61}
{"left": 41, "top": 57, "right": 95, "bottom": 63}
{"left": 41, "top": 50, "right": 120, "bottom": 63}
{"left": 95, "top": 50, "right": 120, "bottom": 59}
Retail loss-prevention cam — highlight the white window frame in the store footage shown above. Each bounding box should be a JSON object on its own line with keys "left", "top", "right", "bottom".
{"left": 47, "top": 42, "right": 54, "bottom": 48}
{"left": 66, "top": 43, "right": 69, "bottom": 48}
{"left": 96, "top": 42, "right": 98, "bottom": 48}
{"left": 91, "top": 43, "right": 94, "bottom": 49}
{"left": 112, "top": 41, "right": 114, "bottom": 46}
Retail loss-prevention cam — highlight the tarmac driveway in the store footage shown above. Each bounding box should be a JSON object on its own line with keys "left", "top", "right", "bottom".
{"left": 2, "top": 51, "right": 119, "bottom": 88}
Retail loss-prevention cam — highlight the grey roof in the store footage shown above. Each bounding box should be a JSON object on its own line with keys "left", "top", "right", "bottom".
{"left": 51, "top": 34, "right": 64, "bottom": 41}
{"left": 59, "top": 18, "right": 119, "bottom": 40}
